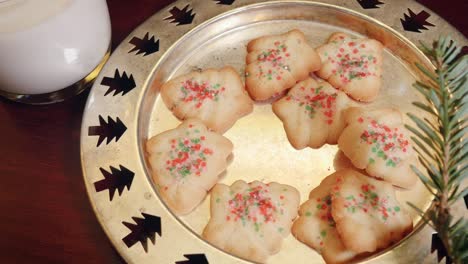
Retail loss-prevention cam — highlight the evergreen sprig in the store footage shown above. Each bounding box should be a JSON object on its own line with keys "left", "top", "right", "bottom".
{"left": 406, "top": 37, "right": 467, "bottom": 264}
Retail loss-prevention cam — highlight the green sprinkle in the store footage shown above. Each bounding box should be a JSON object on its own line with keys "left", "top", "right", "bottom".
{"left": 320, "top": 230, "right": 327, "bottom": 238}
{"left": 316, "top": 86, "right": 323, "bottom": 94}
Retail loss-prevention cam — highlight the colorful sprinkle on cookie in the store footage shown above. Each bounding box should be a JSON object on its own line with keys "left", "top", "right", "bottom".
{"left": 245, "top": 29, "right": 321, "bottom": 100}
{"left": 180, "top": 79, "right": 225, "bottom": 108}
{"left": 146, "top": 119, "right": 233, "bottom": 215}
{"left": 330, "top": 169, "right": 413, "bottom": 253}
{"left": 165, "top": 131, "right": 213, "bottom": 178}
{"left": 203, "top": 180, "right": 300, "bottom": 263}
{"left": 160, "top": 66, "right": 253, "bottom": 133}
{"left": 292, "top": 172, "right": 357, "bottom": 264}
{"left": 273, "top": 78, "right": 352, "bottom": 149}
{"left": 317, "top": 32, "right": 383, "bottom": 102}
{"left": 338, "top": 107, "right": 418, "bottom": 188}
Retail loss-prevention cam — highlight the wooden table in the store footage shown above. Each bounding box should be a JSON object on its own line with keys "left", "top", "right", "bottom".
{"left": 0, "top": 0, "right": 466, "bottom": 263}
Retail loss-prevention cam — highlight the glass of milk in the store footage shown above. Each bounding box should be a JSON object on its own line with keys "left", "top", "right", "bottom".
{"left": 0, "top": 0, "right": 111, "bottom": 104}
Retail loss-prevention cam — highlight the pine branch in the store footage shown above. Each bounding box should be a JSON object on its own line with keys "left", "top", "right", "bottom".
{"left": 408, "top": 37, "right": 467, "bottom": 264}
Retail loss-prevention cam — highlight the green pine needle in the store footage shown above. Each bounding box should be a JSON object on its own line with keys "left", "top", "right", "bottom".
{"left": 407, "top": 36, "right": 467, "bottom": 264}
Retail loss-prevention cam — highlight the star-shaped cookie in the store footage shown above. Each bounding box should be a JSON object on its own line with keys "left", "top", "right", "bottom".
{"left": 292, "top": 172, "right": 357, "bottom": 264}
{"left": 245, "top": 29, "right": 322, "bottom": 100}
{"left": 160, "top": 66, "right": 253, "bottom": 133}
{"left": 146, "top": 119, "right": 233, "bottom": 215}
{"left": 330, "top": 169, "right": 413, "bottom": 253}
{"left": 316, "top": 32, "right": 383, "bottom": 102}
{"left": 338, "top": 107, "right": 418, "bottom": 188}
{"left": 272, "top": 77, "right": 352, "bottom": 149}
{"left": 203, "top": 180, "right": 300, "bottom": 263}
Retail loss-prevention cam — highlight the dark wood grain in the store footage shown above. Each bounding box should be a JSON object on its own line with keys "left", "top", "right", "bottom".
{"left": 0, "top": 0, "right": 465, "bottom": 263}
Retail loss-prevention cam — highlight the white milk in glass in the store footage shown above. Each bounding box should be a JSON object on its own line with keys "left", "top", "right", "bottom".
{"left": 0, "top": 0, "right": 111, "bottom": 95}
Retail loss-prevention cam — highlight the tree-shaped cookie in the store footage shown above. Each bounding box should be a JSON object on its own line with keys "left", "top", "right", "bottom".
{"left": 202, "top": 180, "right": 300, "bottom": 263}
{"left": 338, "top": 107, "right": 418, "bottom": 188}
{"left": 292, "top": 172, "right": 357, "bottom": 264}
{"left": 146, "top": 119, "right": 233, "bottom": 215}
{"left": 316, "top": 32, "right": 383, "bottom": 102}
{"left": 245, "top": 29, "right": 321, "bottom": 100}
{"left": 272, "top": 77, "right": 352, "bottom": 149}
{"left": 331, "top": 169, "right": 413, "bottom": 253}
{"left": 161, "top": 66, "right": 253, "bottom": 133}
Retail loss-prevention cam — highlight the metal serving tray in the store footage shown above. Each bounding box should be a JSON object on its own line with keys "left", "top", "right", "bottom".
{"left": 80, "top": 1, "right": 467, "bottom": 263}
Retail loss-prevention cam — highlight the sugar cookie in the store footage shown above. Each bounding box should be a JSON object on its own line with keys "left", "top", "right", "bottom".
{"left": 146, "top": 119, "right": 233, "bottom": 215}
{"left": 273, "top": 77, "right": 352, "bottom": 149}
{"left": 161, "top": 66, "right": 253, "bottom": 133}
{"left": 331, "top": 169, "right": 413, "bottom": 253}
{"left": 316, "top": 32, "right": 383, "bottom": 102}
{"left": 245, "top": 29, "right": 321, "bottom": 100}
{"left": 203, "top": 180, "right": 300, "bottom": 263}
{"left": 292, "top": 172, "right": 357, "bottom": 264}
{"left": 338, "top": 107, "right": 418, "bottom": 188}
